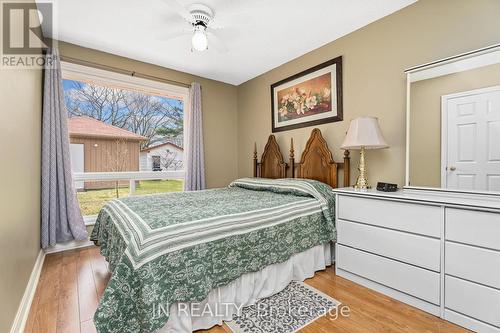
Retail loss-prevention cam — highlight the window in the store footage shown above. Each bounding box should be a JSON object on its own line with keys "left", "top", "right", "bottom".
{"left": 62, "top": 62, "right": 188, "bottom": 218}
{"left": 152, "top": 155, "right": 161, "bottom": 171}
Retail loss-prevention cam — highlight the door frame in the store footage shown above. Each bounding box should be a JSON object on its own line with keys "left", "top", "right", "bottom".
{"left": 440, "top": 85, "right": 500, "bottom": 189}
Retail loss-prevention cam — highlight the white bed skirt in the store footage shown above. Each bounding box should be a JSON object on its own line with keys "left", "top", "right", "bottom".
{"left": 159, "top": 243, "right": 332, "bottom": 333}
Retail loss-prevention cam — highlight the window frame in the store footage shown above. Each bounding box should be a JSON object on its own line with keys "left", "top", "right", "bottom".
{"left": 61, "top": 60, "right": 189, "bottom": 153}
{"left": 62, "top": 61, "right": 189, "bottom": 224}
{"left": 61, "top": 61, "right": 190, "bottom": 103}
{"left": 152, "top": 155, "right": 161, "bottom": 171}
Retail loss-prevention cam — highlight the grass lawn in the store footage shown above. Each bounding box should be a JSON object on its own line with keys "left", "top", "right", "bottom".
{"left": 77, "top": 179, "right": 183, "bottom": 216}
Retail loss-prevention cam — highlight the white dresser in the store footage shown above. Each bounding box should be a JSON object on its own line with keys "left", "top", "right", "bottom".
{"left": 333, "top": 188, "right": 500, "bottom": 333}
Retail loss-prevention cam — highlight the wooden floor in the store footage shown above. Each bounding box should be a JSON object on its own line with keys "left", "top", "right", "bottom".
{"left": 25, "top": 246, "right": 469, "bottom": 333}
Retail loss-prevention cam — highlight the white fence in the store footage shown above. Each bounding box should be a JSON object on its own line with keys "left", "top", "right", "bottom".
{"left": 73, "top": 170, "right": 185, "bottom": 195}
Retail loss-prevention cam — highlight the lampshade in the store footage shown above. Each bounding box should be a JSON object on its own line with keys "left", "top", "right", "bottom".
{"left": 341, "top": 116, "right": 389, "bottom": 149}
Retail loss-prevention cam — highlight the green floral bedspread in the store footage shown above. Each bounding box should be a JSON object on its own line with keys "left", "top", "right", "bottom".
{"left": 90, "top": 178, "right": 336, "bottom": 333}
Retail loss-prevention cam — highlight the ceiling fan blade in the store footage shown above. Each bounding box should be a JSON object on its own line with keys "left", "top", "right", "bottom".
{"left": 207, "top": 32, "right": 228, "bottom": 53}
{"left": 156, "top": 28, "right": 192, "bottom": 41}
{"left": 207, "top": 17, "right": 226, "bottom": 30}
{"left": 207, "top": 26, "right": 238, "bottom": 40}
{"left": 211, "top": 0, "right": 267, "bottom": 23}
{"left": 215, "top": 0, "right": 266, "bottom": 15}
{"left": 208, "top": 11, "right": 256, "bottom": 31}
{"left": 161, "top": 0, "right": 195, "bottom": 24}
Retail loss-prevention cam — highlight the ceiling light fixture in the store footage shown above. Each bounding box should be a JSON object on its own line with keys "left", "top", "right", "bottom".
{"left": 191, "top": 23, "right": 208, "bottom": 51}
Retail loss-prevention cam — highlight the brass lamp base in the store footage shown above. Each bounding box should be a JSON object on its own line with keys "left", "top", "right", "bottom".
{"left": 353, "top": 146, "right": 370, "bottom": 189}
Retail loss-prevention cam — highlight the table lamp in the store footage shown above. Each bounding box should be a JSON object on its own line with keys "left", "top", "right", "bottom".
{"left": 341, "top": 117, "right": 389, "bottom": 189}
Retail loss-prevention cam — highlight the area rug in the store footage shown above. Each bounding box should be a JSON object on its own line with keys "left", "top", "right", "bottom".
{"left": 226, "top": 281, "right": 340, "bottom": 333}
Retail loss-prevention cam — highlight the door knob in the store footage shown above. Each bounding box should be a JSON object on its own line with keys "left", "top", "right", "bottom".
{"left": 449, "top": 166, "right": 456, "bottom": 171}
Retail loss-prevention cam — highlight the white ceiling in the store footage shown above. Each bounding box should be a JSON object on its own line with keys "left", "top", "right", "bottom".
{"left": 41, "top": 0, "right": 416, "bottom": 85}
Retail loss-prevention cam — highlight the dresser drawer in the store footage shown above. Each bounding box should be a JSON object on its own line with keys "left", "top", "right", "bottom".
{"left": 337, "top": 245, "right": 440, "bottom": 304}
{"left": 445, "top": 275, "right": 500, "bottom": 327}
{"left": 338, "top": 196, "right": 441, "bottom": 237}
{"left": 337, "top": 219, "right": 440, "bottom": 271}
{"left": 445, "top": 309, "right": 500, "bottom": 333}
{"left": 446, "top": 208, "right": 500, "bottom": 250}
{"left": 445, "top": 242, "right": 500, "bottom": 289}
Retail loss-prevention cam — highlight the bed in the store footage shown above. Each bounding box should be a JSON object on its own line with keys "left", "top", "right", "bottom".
{"left": 90, "top": 128, "right": 350, "bottom": 333}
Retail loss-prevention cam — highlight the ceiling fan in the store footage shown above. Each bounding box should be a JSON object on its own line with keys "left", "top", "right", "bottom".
{"left": 160, "top": 1, "right": 231, "bottom": 53}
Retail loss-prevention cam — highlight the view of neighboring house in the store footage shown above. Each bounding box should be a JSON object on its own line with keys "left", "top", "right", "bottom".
{"left": 140, "top": 139, "right": 184, "bottom": 171}
{"left": 68, "top": 116, "right": 146, "bottom": 190}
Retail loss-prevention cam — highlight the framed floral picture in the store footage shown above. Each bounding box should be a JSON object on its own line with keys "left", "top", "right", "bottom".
{"left": 271, "top": 56, "right": 342, "bottom": 132}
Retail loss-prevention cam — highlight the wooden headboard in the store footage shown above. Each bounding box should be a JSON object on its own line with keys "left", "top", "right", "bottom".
{"left": 290, "top": 128, "right": 350, "bottom": 188}
{"left": 253, "top": 135, "right": 287, "bottom": 179}
{"left": 252, "top": 129, "right": 350, "bottom": 188}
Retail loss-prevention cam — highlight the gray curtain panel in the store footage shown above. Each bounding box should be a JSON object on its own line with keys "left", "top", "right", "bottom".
{"left": 184, "top": 82, "right": 206, "bottom": 191}
{"left": 41, "top": 48, "right": 88, "bottom": 248}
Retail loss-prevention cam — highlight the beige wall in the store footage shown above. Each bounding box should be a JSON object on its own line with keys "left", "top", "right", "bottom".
{"left": 0, "top": 39, "right": 43, "bottom": 333}
{"left": 410, "top": 62, "right": 500, "bottom": 188}
{"left": 236, "top": 0, "right": 500, "bottom": 187}
{"left": 58, "top": 41, "right": 238, "bottom": 188}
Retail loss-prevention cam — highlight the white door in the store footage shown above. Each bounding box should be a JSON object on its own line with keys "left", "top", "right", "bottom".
{"left": 443, "top": 86, "right": 500, "bottom": 192}
{"left": 70, "top": 143, "right": 85, "bottom": 190}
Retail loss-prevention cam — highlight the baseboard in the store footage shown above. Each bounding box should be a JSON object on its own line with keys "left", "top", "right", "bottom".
{"left": 44, "top": 239, "right": 94, "bottom": 254}
{"left": 10, "top": 250, "right": 45, "bottom": 333}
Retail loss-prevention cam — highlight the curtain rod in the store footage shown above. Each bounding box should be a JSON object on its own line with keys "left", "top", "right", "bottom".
{"left": 59, "top": 55, "right": 192, "bottom": 88}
